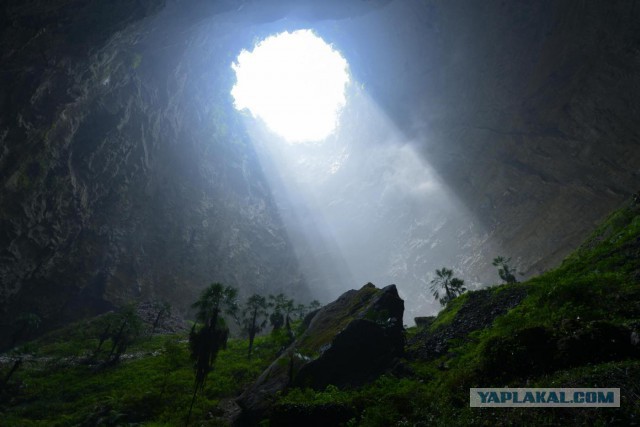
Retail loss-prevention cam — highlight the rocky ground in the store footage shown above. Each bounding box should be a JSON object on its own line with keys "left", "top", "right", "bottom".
{"left": 407, "top": 286, "right": 527, "bottom": 361}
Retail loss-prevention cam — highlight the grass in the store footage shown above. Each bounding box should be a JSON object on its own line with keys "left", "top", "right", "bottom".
{"left": 273, "top": 201, "right": 640, "bottom": 426}
{"left": 2, "top": 201, "right": 639, "bottom": 426}
{"left": 427, "top": 292, "right": 468, "bottom": 332}
{"left": 0, "top": 330, "right": 286, "bottom": 426}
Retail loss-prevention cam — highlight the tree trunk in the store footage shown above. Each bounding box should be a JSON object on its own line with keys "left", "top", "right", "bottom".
{"left": 152, "top": 310, "right": 163, "bottom": 334}
{"left": 248, "top": 308, "right": 257, "bottom": 359}
{"left": 285, "top": 314, "right": 294, "bottom": 343}
{"left": 444, "top": 283, "right": 453, "bottom": 302}
{"left": 107, "top": 320, "right": 127, "bottom": 361}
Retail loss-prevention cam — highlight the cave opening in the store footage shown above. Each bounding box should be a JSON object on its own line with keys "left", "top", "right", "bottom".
{"left": 2, "top": 0, "right": 639, "bottom": 364}
{"left": 230, "top": 29, "right": 350, "bottom": 143}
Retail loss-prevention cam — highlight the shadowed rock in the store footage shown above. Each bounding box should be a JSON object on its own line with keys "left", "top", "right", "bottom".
{"left": 414, "top": 316, "right": 435, "bottom": 328}
{"left": 235, "top": 283, "right": 404, "bottom": 425}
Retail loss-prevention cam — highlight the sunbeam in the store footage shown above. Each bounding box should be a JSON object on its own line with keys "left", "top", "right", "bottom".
{"left": 240, "top": 79, "right": 500, "bottom": 323}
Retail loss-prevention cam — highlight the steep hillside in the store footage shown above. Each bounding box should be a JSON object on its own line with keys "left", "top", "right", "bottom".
{"left": 1, "top": 198, "right": 638, "bottom": 426}
{"left": 0, "top": 0, "right": 311, "bottom": 346}
{"left": 2, "top": 0, "right": 640, "bottom": 347}
{"left": 271, "top": 198, "right": 640, "bottom": 426}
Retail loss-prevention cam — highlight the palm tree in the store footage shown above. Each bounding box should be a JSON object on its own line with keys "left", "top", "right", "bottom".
{"left": 492, "top": 256, "right": 519, "bottom": 284}
{"left": 187, "top": 283, "right": 237, "bottom": 424}
{"left": 268, "top": 293, "right": 296, "bottom": 340}
{"left": 430, "top": 267, "right": 467, "bottom": 306}
{"left": 151, "top": 301, "right": 171, "bottom": 334}
{"left": 240, "top": 294, "right": 268, "bottom": 359}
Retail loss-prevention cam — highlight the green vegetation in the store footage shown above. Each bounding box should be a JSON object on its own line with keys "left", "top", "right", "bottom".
{"left": 1, "top": 201, "right": 638, "bottom": 426}
{"left": 274, "top": 201, "right": 640, "bottom": 425}
{"left": 239, "top": 294, "right": 269, "bottom": 359}
{"left": 0, "top": 283, "right": 322, "bottom": 426}
{"left": 429, "top": 267, "right": 467, "bottom": 306}
{"left": 187, "top": 283, "right": 237, "bottom": 424}
{"left": 151, "top": 301, "right": 171, "bottom": 335}
{"left": 296, "top": 284, "right": 380, "bottom": 356}
{"left": 267, "top": 293, "right": 305, "bottom": 343}
{"left": 426, "top": 292, "right": 469, "bottom": 332}
{"left": 492, "top": 256, "right": 520, "bottom": 284}
{"left": 0, "top": 333, "right": 288, "bottom": 426}
{"left": 98, "top": 304, "right": 143, "bottom": 365}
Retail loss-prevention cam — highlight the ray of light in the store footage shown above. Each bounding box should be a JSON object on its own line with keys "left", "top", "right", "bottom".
{"left": 231, "top": 32, "right": 502, "bottom": 324}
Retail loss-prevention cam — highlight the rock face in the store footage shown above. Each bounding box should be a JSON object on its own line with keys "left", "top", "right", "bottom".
{"left": 408, "top": 286, "right": 527, "bottom": 361}
{"left": 479, "top": 321, "right": 640, "bottom": 382}
{"left": 2, "top": 0, "right": 640, "bottom": 342}
{"left": 341, "top": 0, "right": 640, "bottom": 280}
{"left": 0, "top": 0, "right": 317, "bottom": 345}
{"left": 414, "top": 316, "right": 435, "bottom": 328}
{"left": 236, "top": 283, "right": 404, "bottom": 425}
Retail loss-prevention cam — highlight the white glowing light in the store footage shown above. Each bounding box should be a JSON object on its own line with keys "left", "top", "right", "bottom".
{"left": 231, "top": 30, "right": 350, "bottom": 143}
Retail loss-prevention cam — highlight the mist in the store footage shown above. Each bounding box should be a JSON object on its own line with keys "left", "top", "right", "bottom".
{"left": 3, "top": 0, "right": 636, "bottom": 337}
{"left": 243, "top": 81, "right": 500, "bottom": 323}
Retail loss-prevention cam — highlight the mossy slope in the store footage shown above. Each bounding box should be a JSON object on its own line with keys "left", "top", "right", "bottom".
{"left": 276, "top": 200, "right": 640, "bottom": 426}
{"left": 1, "top": 201, "right": 639, "bottom": 426}
{"left": 0, "top": 326, "right": 289, "bottom": 426}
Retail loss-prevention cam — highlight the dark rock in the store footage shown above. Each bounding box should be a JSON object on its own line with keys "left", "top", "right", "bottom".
{"left": 269, "top": 403, "right": 356, "bottom": 427}
{"left": 0, "top": 0, "right": 317, "bottom": 349}
{"left": 478, "top": 321, "right": 640, "bottom": 382}
{"left": 478, "top": 326, "right": 556, "bottom": 381}
{"left": 408, "top": 286, "right": 527, "bottom": 361}
{"left": 3, "top": 0, "right": 640, "bottom": 354}
{"left": 387, "top": 359, "right": 415, "bottom": 379}
{"left": 556, "top": 321, "right": 639, "bottom": 366}
{"left": 414, "top": 316, "right": 435, "bottom": 328}
{"left": 235, "top": 283, "right": 404, "bottom": 426}
{"left": 134, "top": 300, "right": 188, "bottom": 334}
{"left": 294, "top": 318, "right": 400, "bottom": 389}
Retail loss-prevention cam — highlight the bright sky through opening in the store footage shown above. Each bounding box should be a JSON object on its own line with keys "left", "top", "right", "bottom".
{"left": 231, "top": 30, "right": 350, "bottom": 143}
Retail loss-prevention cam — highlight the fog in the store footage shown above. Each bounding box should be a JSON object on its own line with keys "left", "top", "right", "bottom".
{"left": 136, "top": 0, "right": 509, "bottom": 322}
{"left": 1, "top": 0, "right": 636, "bottom": 350}
{"left": 243, "top": 82, "right": 500, "bottom": 324}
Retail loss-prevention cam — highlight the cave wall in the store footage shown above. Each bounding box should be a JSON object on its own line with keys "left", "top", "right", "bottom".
{"left": 2, "top": 0, "right": 640, "bottom": 340}
{"left": 0, "top": 0, "right": 317, "bottom": 343}
{"left": 332, "top": 0, "right": 640, "bottom": 276}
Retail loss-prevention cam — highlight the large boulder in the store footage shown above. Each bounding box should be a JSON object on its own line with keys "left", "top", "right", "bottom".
{"left": 236, "top": 283, "right": 404, "bottom": 425}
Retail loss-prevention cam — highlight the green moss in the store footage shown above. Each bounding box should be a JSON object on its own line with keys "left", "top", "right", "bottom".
{"left": 1, "top": 329, "right": 283, "bottom": 426}
{"left": 274, "top": 201, "right": 640, "bottom": 426}
{"left": 428, "top": 292, "right": 469, "bottom": 332}
{"left": 403, "top": 326, "right": 419, "bottom": 341}
{"left": 295, "top": 285, "right": 381, "bottom": 357}
{"left": 3, "top": 202, "right": 639, "bottom": 426}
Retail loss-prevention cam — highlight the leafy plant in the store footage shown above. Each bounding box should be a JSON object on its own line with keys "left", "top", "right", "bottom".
{"left": 429, "top": 267, "right": 467, "bottom": 306}
{"left": 107, "top": 305, "right": 142, "bottom": 363}
{"left": 187, "top": 283, "right": 237, "bottom": 424}
{"left": 95, "top": 305, "right": 142, "bottom": 365}
{"left": 240, "top": 294, "right": 269, "bottom": 359}
{"left": 268, "top": 294, "right": 299, "bottom": 343}
{"left": 492, "top": 256, "right": 520, "bottom": 284}
{"left": 151, "top": 301, "right": 171, "bottom": 335}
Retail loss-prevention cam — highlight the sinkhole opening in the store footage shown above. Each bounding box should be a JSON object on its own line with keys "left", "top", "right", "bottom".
{"left": 231, "top": 29, "right": 350, "bottom": 143}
